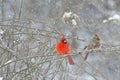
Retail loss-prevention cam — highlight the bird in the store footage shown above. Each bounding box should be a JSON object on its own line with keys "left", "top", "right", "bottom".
{"left": 55, "top": 35, "right": 74, "bottom": 65}
{"left": 84, "top": 34, "right": 101, "bottom": 60}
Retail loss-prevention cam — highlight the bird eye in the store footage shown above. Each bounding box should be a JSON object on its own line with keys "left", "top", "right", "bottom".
{"left": 61, "top": 39, "right": 67, "bottom": 44}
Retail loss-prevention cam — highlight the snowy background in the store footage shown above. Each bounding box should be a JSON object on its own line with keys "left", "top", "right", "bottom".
{"left": 0, "top": 0, "right": 120, "bottom": 80}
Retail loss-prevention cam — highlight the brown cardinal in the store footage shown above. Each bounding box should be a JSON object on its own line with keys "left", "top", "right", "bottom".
{"left": 55, "top": 35, "right": 74, "bottom": 65}
{"left": 84, "top": 34, "right": 101, "bottom": 60}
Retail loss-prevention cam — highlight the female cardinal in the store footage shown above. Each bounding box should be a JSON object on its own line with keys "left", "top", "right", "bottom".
{"left": 84, "top": 34, "right": 101, "bottom": 60}
{"left": 55, "top": 35, "right": 74, "bottom": 65}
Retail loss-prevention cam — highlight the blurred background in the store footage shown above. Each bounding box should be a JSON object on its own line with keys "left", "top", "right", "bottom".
{"left": 0, "top": 0, "right": 120, "bottom": 80}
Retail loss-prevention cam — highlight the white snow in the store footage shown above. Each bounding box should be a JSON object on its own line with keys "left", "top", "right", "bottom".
{"left": 108, "top": 14, "right": 120, "bottom": 20}
{"left": 72, "top": 19, "right": 77, "bottom": 26}
{"left": 5, "top": 60, "right": 12, "bottom": 64}
{"left": 63, "top": 12, "right": 72, "bottom": 18}
{"left": 0, "top": 29, "right": 4, "bottom": 35}
{"left": 0, "top": 77, "right": 3, "bottom": 80}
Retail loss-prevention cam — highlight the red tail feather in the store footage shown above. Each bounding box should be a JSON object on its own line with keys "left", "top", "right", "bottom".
{"left": 67, "top": 55, "right": 74, "bottom": 65}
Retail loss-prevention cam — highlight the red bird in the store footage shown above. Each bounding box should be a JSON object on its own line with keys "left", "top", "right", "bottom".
{"left": 55, "top": 35, "right": 74, "bottom": 65}
{"left": 84, "top": 34, "right": 101, "bottom": 60}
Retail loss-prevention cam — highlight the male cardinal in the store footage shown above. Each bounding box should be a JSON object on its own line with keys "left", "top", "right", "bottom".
{"left": 55, "top": 35, "right": 74, "bottom": 65}
{"left": 84, "top": 34, "right": 101, "bottom": 60}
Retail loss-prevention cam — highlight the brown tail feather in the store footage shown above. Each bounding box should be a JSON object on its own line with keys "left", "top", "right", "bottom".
{"left": 67, "top": 55, "right": 74, "bottom": 65}
{"left": 84, "top": 52, "right": 89, "bottom": 61}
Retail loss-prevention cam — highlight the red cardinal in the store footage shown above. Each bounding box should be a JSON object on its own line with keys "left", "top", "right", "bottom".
{"left": 55, "top": 35, "right": 74, "bottom": 65}
{"left": 84, "top": 34, "right": 101, "bottom": 60}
